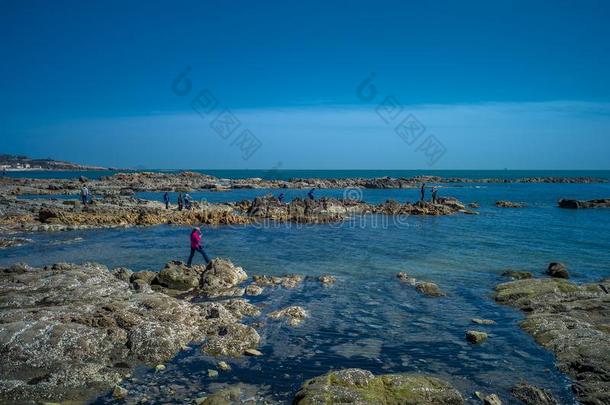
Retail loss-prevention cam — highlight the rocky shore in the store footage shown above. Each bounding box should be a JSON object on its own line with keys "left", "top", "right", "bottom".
{"left": 0, "top": 193, "right": 474, "bottom": 233}
{"left": 0, "top": 259, "right": 264, "bottom": 402}
{"left": 0, "top": 260, "right": 479, "bottom": 405}
{"left": 495, "top": 273, "right": 610, "bottom": 405}
{"left": 0, "top": 172, "right": 606, "bottom": 197}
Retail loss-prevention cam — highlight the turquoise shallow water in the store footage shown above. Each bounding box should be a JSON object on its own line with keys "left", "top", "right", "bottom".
{"left": 3, "top": 182, "right": 610, "bottom": 403}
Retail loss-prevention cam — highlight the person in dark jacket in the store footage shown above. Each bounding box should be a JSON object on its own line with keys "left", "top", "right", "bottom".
{"left": 187, "top": 227, "right": 211, "bottom": 267}
{"left": 163, "top": 192, "right": 170, "bottom": 209}
{"left": 431, "top": 187, "right": 439, "bottom": 204}
{"left": 178, "top": 192, "right": 184, "bottom": 211}
{"left": 307, "top": 188, "right": 315, "bottom": 200}
{"left": 420, "top": 183, "right": 426, "bottom": 201}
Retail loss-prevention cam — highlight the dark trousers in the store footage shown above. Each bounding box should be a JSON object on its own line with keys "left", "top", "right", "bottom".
{"left": 81, "top": 195, "right": 87, "bottom": 204}
{"left": 165, "top": 201, "right": 169, "bottom": 209}
{"left": 187, "top": 246, "right": 210, "bottom": 266}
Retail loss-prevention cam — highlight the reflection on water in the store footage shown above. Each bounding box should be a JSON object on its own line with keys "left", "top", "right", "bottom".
{"left": 4, "top": 183, "right": 610, "bottom": 403}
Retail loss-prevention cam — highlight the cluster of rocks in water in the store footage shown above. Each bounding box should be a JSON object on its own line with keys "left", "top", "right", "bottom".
{"left": 0, "top": 193, "right": 476, "bottom": 234}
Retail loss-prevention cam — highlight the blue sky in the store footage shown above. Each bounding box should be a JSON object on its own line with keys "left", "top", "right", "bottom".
{"left": 1, "top": 0, "right": 610, "bottom": 169}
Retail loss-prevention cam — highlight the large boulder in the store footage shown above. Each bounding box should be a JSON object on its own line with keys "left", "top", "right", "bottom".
{"left": 155, "top": 261, "right": 203, "bottom": 290}
{"left": 293, "top": 368, "right": 463, "bottom": 404}
{"left": 199, "top": 258, "right": 248, "bottom": 297}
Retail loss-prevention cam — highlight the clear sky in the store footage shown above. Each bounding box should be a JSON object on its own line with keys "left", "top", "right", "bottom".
{"left": 1, "top": 0, "right": 610, "bottom": 169}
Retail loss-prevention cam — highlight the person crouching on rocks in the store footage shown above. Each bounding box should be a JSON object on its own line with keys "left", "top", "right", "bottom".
{"left": 187, "top": 227, "right": 211, "bottom": 267}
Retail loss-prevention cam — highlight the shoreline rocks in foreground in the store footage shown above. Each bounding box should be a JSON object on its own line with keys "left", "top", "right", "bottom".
{"left": 293, "top": 368, "right": 464, "bottom": 404}
{"left": 0, "top": 259, "right": 259, "bottom": 403}
{"left": 494, "top": 276, "right": 610, "bottom": 405}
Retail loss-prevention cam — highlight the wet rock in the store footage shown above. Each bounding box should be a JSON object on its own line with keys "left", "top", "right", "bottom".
{"left": 495, "top": 278, "right": 610, "bottom": 404}
{"left": 396, "top": 272, "right": 417, "bottom": 285}
{"left": 207, "top": 369, "right": 219, "bottom": 378}
{"left": 155, "top": 364, "right": 166, "bottom": 372}
{"left": 511, "top": 383, "right": 558, "bottom": 405}
{"left": 466, "top": 330, "right": 488, "bottom": 344}
{"left": 546, "top": 262, "right": 569, "bottom": 279}
{"left": 415, "top": 281, "right": 446, "bottom": 297}
{"left": 217, "top": 361, "right": 231, "bottom": 372}
{"left": 268, "top": 306, "right": 308, "bottom": 326}
{"left": 471, "top": 318, "right": 496, "bottom": 325}
{"left": 558, "top": 198, "right": 610, "bottom": 209}
{"left": 483, "top": 393, "right": 502, "bottom": 405}
{"left": 111, "top": 267, "right": 133, "bottom": 283}
{"left": 199, "top": 259, "right": 248, "bottom": 297}
{"left": 468, "top": 202, "right": 480, "bottom": 208}
{"left": 156, "top": 261, "right": 203, "bottom": 290}
{"left": 201, "top": 323, "right": 260, "bottom": 357}
{"left": 293, "top": 368, "right": 463, "bottom": 404}
{"left": 318, "top": 274, "right": 336, "bottom": 285}
{"left": 252, "top": 274, "right": 304, "bottom": 289}
{"left": 495, "top": 201, "right": 525, "bottom": 208}
{"left": 220, "top": 299, "right": 260, "bottom": 319}
{"left": 245, "top": 284, "right": 263, "bottom": 296}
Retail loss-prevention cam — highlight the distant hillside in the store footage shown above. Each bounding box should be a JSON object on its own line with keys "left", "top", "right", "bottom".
{"left": 0, "top": 154, "right": 109, "bottom": 171}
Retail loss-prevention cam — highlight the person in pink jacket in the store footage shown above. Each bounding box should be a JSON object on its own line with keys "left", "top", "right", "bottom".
{"left": 187, "top": 227, "right": 211, "bottom": 266}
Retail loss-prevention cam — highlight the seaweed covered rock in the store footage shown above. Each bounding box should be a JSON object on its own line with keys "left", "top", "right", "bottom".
{"left": 293, "top": 368, "right": 463, "bottom": 404}
{"left": 155, "top": 260, "right": 204, "bottom": 290}
{"left": 415, "top": 281, "right": 446, "bottom": 297}
{"left": 495, "top": 278, "right": 610, "bottom": 405}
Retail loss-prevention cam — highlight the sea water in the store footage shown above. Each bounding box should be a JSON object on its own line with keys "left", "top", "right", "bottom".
{"left": 3, "top": 179, "right": 610, "bottom": 403}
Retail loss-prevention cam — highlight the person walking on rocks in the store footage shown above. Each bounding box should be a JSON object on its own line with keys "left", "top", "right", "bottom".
{"left": 80, "top": 185, "right": 89, "bottom": 205}
{"left": 163, "top": 192, "right": 170, "bottom": 209}
{"left": 187, "top": 227, "right": 211, "bottom": 267}
{"left": 278, "top": 192, "right": 285, "bottom": 203}
{"left": 184, "top": 193, "right": 192, "bottom": 210}
{"left": 431, "top": 187, "right": 438, "bottom": 204}
{"left": 307, "top": 188, "right": 315, "bottom": 200}
{"left": 420, "top": 183, "right": 426, "bottom": 202}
